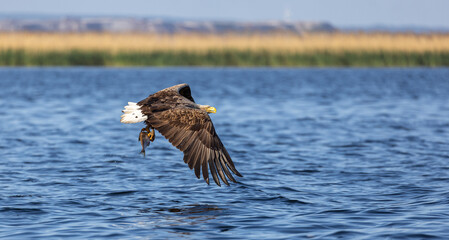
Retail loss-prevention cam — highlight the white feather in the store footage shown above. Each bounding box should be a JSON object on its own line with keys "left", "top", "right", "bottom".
{"left": 120, "top": 102, "right": 147, "bottom": 124}
{"left": 124, "top": 105, "right": 139, "bottom": 110}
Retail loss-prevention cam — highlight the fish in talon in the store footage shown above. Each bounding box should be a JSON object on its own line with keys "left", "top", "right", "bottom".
{"left": 139, "top": 129, "right": 152, "bottom": 157}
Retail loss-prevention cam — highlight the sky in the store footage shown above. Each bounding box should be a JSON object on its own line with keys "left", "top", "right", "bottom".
{"left": 0, "top": 0, "right": 448, "bottom": 28}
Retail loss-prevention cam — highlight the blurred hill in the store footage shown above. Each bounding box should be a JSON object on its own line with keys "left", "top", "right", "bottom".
{"left": 0, "top": 15, "right": 335, "bottom": 34}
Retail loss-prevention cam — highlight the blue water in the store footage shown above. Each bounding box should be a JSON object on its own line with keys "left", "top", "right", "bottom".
{"left": 1, "top": 67, "right": 449, "bottom": 239}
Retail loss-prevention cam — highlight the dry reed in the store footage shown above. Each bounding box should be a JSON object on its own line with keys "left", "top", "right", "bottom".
{"left": 1, "top": 32, "right": 449, "bottom": 53}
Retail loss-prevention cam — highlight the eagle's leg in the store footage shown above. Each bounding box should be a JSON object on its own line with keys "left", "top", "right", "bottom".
{"left": 148, "top": 127, "right": 155, "bottom": 142}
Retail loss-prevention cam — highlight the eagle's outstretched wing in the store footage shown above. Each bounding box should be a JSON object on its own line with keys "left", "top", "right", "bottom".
{"left": 144, "top": 107, "right": 242, "bottom": 186}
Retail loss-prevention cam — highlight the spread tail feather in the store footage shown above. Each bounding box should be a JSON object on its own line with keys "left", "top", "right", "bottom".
{"left": 120, "top": 102, "right": 148, "bottom": 123}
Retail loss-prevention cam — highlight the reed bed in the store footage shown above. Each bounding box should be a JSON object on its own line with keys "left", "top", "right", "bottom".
{"left": 1, "top": 32, "right": 449, "bottom": 66}
{"left": 1, "top": 49, "right": 448, "bottom": 67}
{"left": 1, "top": 32, "right": 449, "bottom": 53}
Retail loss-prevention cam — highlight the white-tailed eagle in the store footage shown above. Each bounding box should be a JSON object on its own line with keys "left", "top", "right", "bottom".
{"left": 121, "top": 83, "right": 242, "bottom": 186}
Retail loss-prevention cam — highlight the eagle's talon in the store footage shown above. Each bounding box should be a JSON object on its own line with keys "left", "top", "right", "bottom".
{"left": 148, "top": 128, "right": 155, "bottom": 142}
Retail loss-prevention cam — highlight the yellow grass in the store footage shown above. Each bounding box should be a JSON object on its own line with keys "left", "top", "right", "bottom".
{"left": 1, "top": 32, "right": 449, "bottom": 53}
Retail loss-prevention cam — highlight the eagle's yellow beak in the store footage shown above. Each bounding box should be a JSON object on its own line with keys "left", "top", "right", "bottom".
{"left": 206, "top": 106, "right": 217, "bottom": 114}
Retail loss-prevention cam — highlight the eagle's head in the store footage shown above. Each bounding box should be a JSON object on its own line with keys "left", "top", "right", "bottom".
{"left": 199, "top": 105, "right": 217, "bottom": 114}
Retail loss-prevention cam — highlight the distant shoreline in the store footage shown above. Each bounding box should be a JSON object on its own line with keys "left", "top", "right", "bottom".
{"left": 1, "top": 32, "right": 448, "bottom": 67}
{"left": 1, "top": 50, "right": 448, "bottom": 67}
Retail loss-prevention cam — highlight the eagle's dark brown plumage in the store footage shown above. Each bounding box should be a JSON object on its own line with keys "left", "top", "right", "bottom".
{"left": 123, "top": 83, "right": 242, "bottom": 186}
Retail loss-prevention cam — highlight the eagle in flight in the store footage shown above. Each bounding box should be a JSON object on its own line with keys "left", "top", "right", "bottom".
{"left": 121, "top": 83, "right": 242, "bottom": 186}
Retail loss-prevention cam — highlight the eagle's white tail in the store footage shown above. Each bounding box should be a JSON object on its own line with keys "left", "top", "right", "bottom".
{"left": 120, "top": 102, "right": 148, "bottom": 123}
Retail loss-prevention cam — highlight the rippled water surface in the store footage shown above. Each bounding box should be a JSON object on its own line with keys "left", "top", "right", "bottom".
{"left": 1, "top": 67, "right": 449, "bottom": 239}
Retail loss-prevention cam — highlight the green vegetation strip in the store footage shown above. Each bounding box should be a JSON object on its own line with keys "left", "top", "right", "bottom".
{"left": 1, "top": 49, "right": 449, "bottom": 67}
